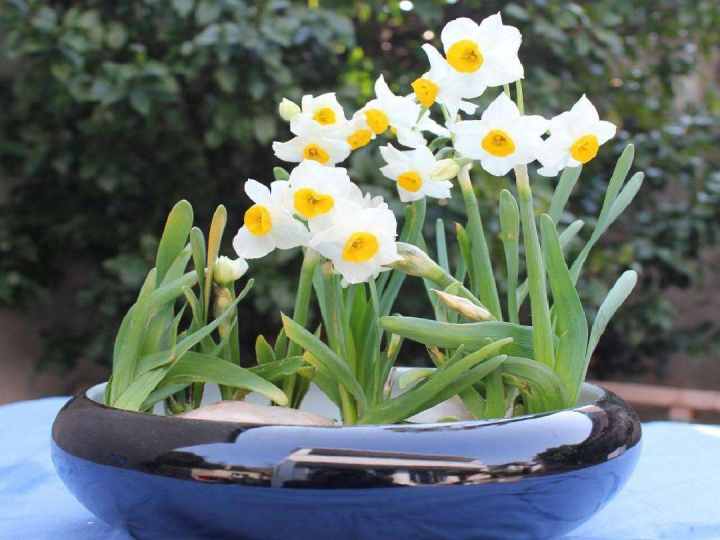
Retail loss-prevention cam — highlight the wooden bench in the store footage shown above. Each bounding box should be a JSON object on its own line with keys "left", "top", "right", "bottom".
{"left": 592, "top": 380, "right": 720, "bottom": 421}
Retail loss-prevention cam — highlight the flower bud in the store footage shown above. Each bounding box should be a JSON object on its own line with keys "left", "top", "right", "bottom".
{"left": 433, "top": 289, "right": 493, "bottom": 321}
{"left": 214, "top": 256, "right": 248, "bottom": 286}
{"left": 278, "top": 98, "right": 301, "bottom": 122}
{"left": 389, "top": 242, "right": 445, "bottom": 283}
{"left": 430, "top": 159, "right": 461, "bottom": 182}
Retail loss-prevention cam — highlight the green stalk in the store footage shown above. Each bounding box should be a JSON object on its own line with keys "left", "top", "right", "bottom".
{"left": 514, "top": 165, "right": 555, "bottom": 367}
{"left": 456, "top": 164, "right": 503, "bottom": 320}
{"left": 282, "top": 248, "right": 322, "bottom": 407}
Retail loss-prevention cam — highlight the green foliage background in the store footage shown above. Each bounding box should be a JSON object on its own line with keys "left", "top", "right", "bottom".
{"left": 1, "top": 0, "right": 719, "bottom": 378}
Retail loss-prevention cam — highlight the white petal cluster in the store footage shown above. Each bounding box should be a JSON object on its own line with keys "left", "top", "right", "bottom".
{"left": 233, "top": 161, "right": 399, "bottom": 284}
{"left": 418, "top": 13, "right": 523, "bottom": 110}
{"left": 379, "top": 144, "right": 453, "bottom": 202}
{"left": 258, "top": 12, "right": 619, "bottom": 286}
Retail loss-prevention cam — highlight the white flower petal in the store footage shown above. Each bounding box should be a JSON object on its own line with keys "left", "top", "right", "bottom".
{"left": 440, "top": 17, "right": 480, "bottom": 52}
{"left": 272, "top": 138, "right": 304, "bottom": 163}
{"left": 233, "top": 227, "right": 275, "bottom": 259}
{"left": 481, "top": 92, "right": 520, "bottom": 123}
{"left": 593, "top": 120, "right": 617, "bottom": 144}
{"left": 245, "top": 179, "right": 271, "bottom": 204}
{"left": 269, "top": 210, "right": 310, "bottom": 249}
{"left": 480, "top": 156, "right": 516, "bottom": 177}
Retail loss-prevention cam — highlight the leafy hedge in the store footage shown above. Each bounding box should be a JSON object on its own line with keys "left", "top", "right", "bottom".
{"left": 1, "top": 0, "right": 719, "bottom": 377}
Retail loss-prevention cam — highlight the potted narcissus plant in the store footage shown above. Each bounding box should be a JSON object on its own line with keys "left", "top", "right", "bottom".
{"left": 52, "top": 12, "right": 642, "bottom": 540}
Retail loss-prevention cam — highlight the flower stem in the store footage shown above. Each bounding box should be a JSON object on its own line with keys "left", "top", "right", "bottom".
{"left": 514, "top": 164, "right": 555, "bottom": 367}
{"left": 457, "top": 164, "right": 503, "bottom": 320}
{"left": 283, "top": 248, "right": 322, "bottom": 406}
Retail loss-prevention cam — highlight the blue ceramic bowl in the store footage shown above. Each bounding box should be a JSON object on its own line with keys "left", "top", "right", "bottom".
{"left": 52, "top": 375, "right": 641, "bottom": 540}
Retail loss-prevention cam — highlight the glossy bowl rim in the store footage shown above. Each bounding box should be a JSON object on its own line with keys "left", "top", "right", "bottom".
{"left": 80, "top": 377, "right": 607, "bottom": 429}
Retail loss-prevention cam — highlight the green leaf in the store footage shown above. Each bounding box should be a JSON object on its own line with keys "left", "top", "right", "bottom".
{"left": 359, "top": 338, "right": 513, "bottom": 424}
{"left": 273, "top": 166, "right": 290, "bottom": 181}
{"left": 135, "top": 279, "right": 252, "bottom": 376}
{"left": 586, "top": 271, "right": 638, "bottom": 367}
{"left": 380, "top": 316, "right": 538, "bottom": 359}
{"left": 130, "top": 90, "right": 150, "bottom": 116}
{"left": 189, "top": 227, "right": 207, "bottom": 319}
{"left": 250, "top": 356, "right": 305, "bottom": 382}
{"left": 155, "top": 200, "right": 193, "bottom": 286}
{"left": 484, "top": 370, "right": 506, "bottom": 418}
{"left": 379, "top": 199, "right": 426, "bottom": 316}
{"left": 435, "top": 218, "right": 449, "bottom": 272}
{"left": 499, "top": 189, "right": 520, "bottom": 324}
{"left": 141, "top": 383, "right": 189, "bottom": 411}
{"left": 456, "top": 165, "right": 502, "bottom": 320}
{"left": 281, "top": 314, "right": 366, "bottom": 409}
{"left": 516, "top": 166, "right": 554, "bottom": 367}
{"left": 114, "top": 368, "right": 169, "bottom": 411}
{"left": 255, "top": 334, "right": 276, "bottom": 365}
{"left": 540, "top": 215, "right": 588, "bottom": 405}
{"left": 162, "top": 352, "right": 288, "bottom": 405}
{"left": 172, "top": 0, "right": 194, "bottom": 17}
{"left": 517, "top": 218, "right": 584, "bottom": 307}
{"left": 501, "top": 356, "right": 568, "bottom": 412}
{"left": 548, "top": 165, "right": 582, "bottom": 223}
{"left": 204, "top": 205, "right": 227, "bottom": 315}
{"left": 423, "top": 356, "right": 506, "bottom": 415}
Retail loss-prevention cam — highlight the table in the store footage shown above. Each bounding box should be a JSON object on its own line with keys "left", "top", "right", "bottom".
{"left": 1, "top": 397, "right": 718, "bottom": 540}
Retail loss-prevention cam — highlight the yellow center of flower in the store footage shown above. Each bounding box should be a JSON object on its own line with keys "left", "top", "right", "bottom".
{"left": 397, "top": 171, "right": 423, "bottom": 192}
{"left": 303, "top": 144, "right": 330, "bottom": 164}
{"left": 244, "top": 204, "right": 272, "bottom": 236}
{"left": 342, "top": 232, "right": 379, "bottom": 263}
{"left": 294, "top": 188, "right": 334, "bottom": 219}
{"left": 364, "top": 109, "right": 389, "bottom": 135}
{"left": 411, "top": 78, "right": 439, "bottom": 108}
{"left": 313, "top": 107, "right": 336, "bottom": 125}
{"left": 347, "top": 129, "right": 373, "bottom": 150}
{"left": 570, "top": 134, "right": 599, "bottom": 164}
{"left": 446, "top": 39, "right": 484, "bottom": 73}
{"left": 481, "top": 129, "right": 516, "bottom": 157}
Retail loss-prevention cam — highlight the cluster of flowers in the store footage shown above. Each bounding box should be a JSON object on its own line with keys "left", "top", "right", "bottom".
{"left": 227, "top": 13, "right": 617, "bottom": 285}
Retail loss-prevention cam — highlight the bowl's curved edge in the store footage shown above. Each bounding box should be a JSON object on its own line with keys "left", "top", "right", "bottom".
{"left": 52, "top": 382, "right": 641, "bottom": 489}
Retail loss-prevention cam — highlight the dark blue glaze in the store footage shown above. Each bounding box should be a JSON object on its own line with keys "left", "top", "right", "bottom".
{"left": 51, "top": 383, "right": 641, "bottom": 539}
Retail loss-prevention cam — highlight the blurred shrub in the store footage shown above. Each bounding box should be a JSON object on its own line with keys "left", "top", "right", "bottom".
{"left": 1, "top": 0, "right": 718, "bottom": 377}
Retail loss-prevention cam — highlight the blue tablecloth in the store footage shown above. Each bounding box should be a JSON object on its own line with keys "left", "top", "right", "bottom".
{"left": 1, "top": 397, "right": 718, "bottom": 540}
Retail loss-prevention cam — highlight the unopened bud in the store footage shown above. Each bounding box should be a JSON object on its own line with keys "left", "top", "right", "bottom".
{"left": 430, "top": 159, "right": 460, "bottom": 182}
{"left": 214, "top": 256, "right": 248, "bottom": 286}
{"left": 433, "top": 289, "right": 493, "bottom": 321}
{"left": 390, "top": 242, "right": 444, "bottom": 282}
{"left": 278, "top": 98, "right": 301, "bottom": 122}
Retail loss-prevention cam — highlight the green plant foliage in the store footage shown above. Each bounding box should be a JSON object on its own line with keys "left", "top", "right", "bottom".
{"left": 106, "top": 200, "right": 287, "bottom": 412}
{"left": 0, "top": 0, "right": 718, "bottom": 383}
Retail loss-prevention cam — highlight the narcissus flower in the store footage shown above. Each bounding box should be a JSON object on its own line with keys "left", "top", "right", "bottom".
{"left": 213, "top": 256, "right": 249, "bottom": 285}
{"left": 360, "top": 75, "right": 426, "bottom": 148}
{"left": 233, "top": 180, "right": 310, "bottom": 259}
{"left": 379, "top": 144, "right": 453, "bottom": 202}
{"left": 272, "top": 133, "right": 351, "bottom": 166}
{"left": 290, "top": 93, "right": 350, "bottom": 137}
{"left": 537, "top": 95, "right": 617, "bottom": 177}
{"left": 416, "top": 44, "right": 479, "bottom": 118}
{"left": 285, "top": 160, "right": 355, "bottom": 232}
{"left": 452, "top": 92, "right": 547, "bottom": 176}
{"left": 310, "top": 204, "right": 400, "bottom": 284}
{"left": 435, "top": 14, "right": 523, "bottom": 100}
